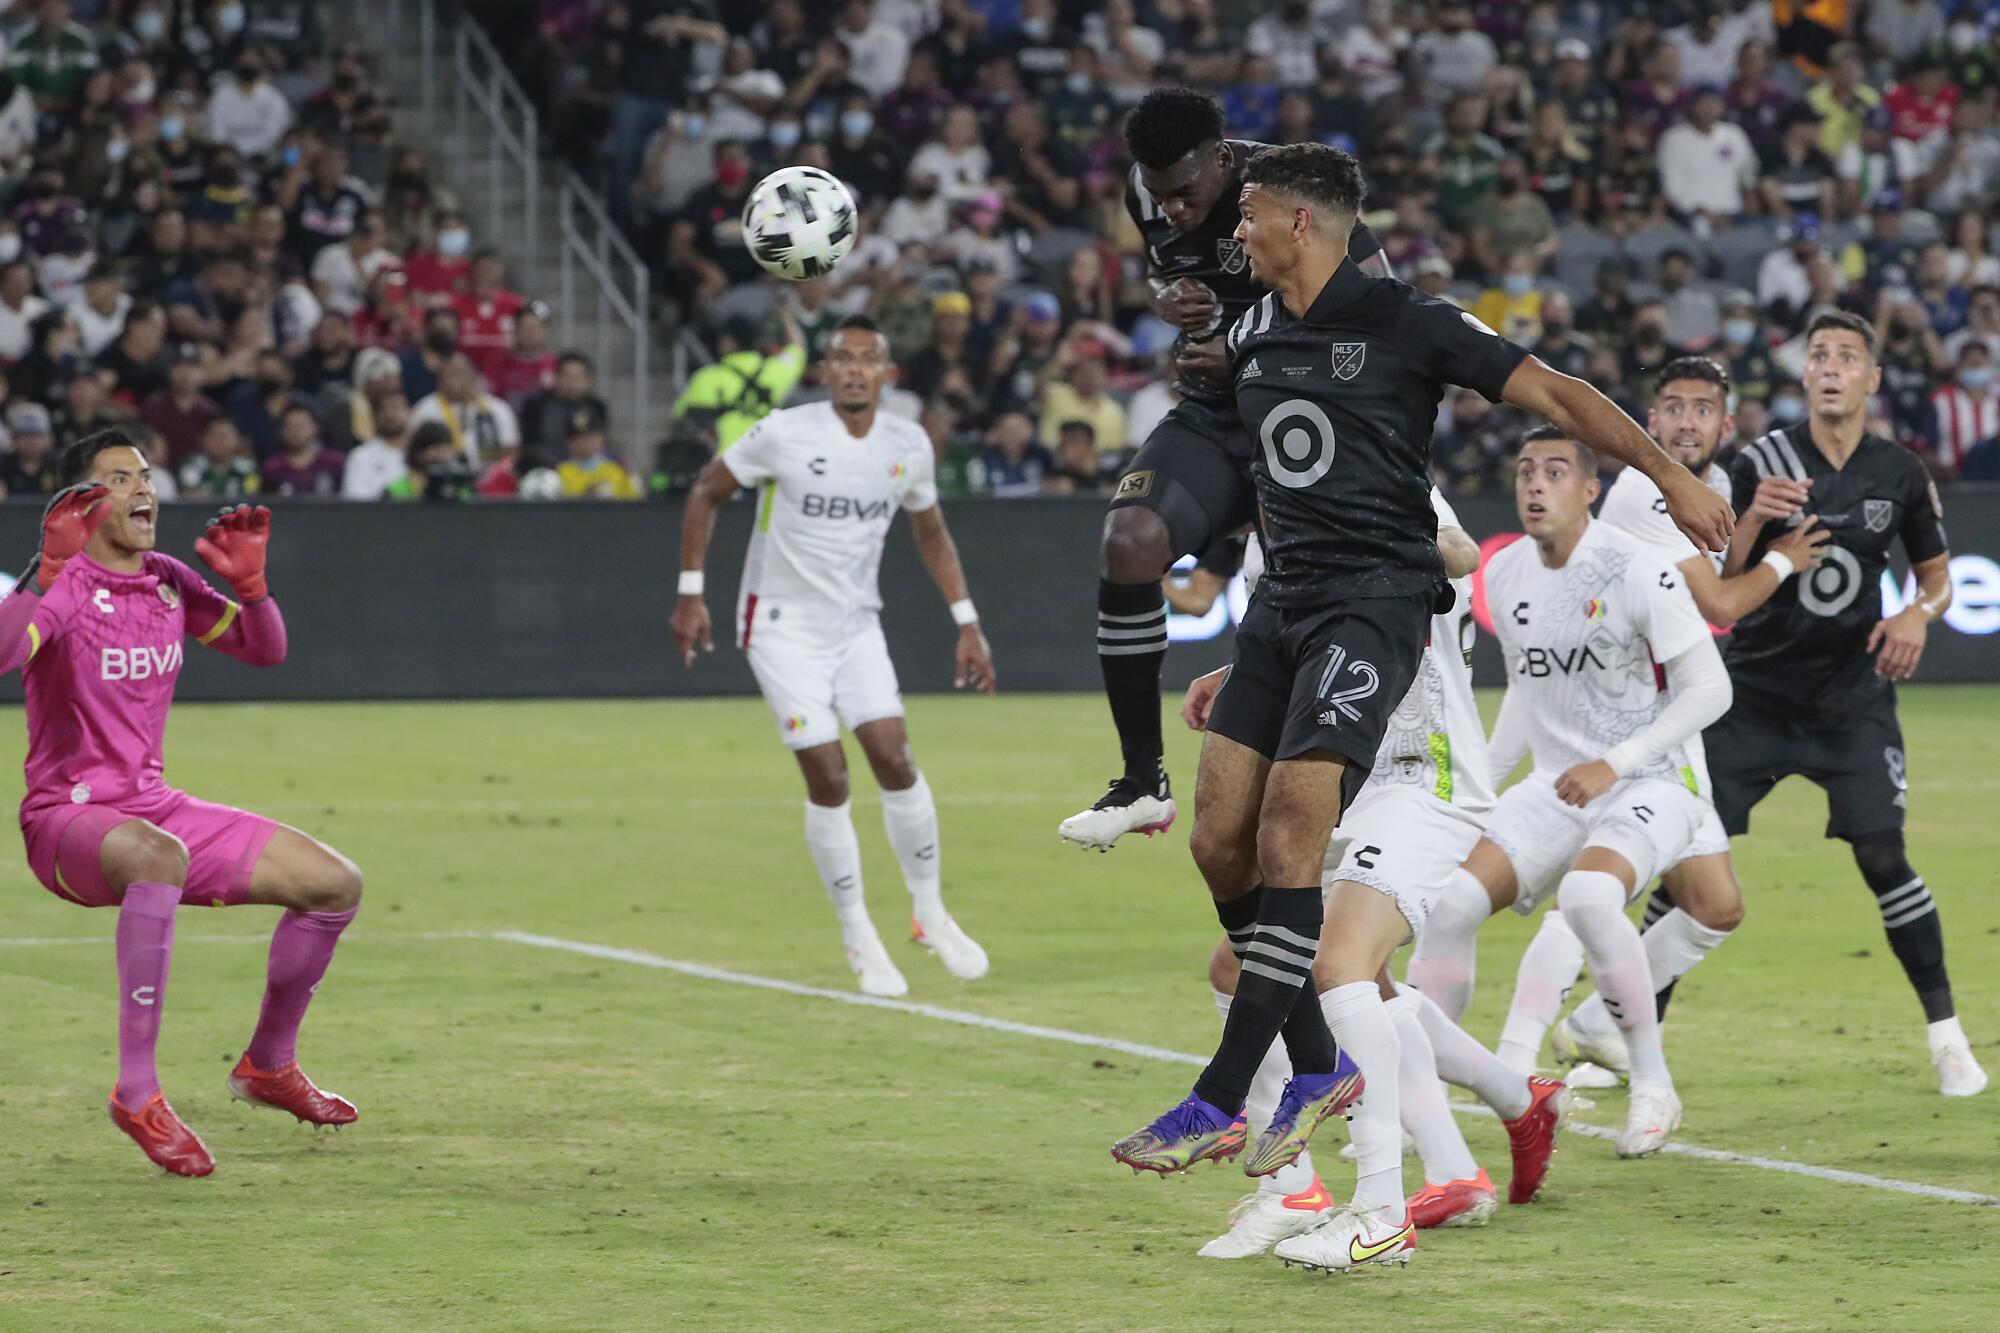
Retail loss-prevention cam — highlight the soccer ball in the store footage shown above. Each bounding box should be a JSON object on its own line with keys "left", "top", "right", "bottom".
{"left": 742, "top": 167, "right": 858, "bottom": 281}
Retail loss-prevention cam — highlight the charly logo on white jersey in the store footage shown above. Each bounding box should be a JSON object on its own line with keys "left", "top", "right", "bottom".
{"left": 1259, "top": 398, "right": 1337, "bottom": 489}
{"left": 93, "top": 589, "right": 114, "bottom": 614}
{"left": 102, "top": 643, "right": 183, "bottom": 681}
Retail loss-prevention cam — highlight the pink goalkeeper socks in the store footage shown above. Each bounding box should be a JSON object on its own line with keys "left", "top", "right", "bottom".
{"left": 114, "top": 882, "right": 181, "bottom": 1111}
{"left": 245, "top": 907, "right": 357, "bottom": 1070}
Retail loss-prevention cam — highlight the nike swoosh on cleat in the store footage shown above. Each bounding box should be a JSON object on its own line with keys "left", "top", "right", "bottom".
{"left": 1348, "top": 1224, "right": 1414, "bottom": 1264}
{"left": 1282, "top": 1182, "right": 1332, "bottom": 1211}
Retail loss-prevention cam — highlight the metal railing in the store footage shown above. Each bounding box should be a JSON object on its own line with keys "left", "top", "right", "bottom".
{"left": 451, "top": 18, "right": 538, "bottom": 266}
{"left": 558, "top": 171, "right": 651, "bottom": 452}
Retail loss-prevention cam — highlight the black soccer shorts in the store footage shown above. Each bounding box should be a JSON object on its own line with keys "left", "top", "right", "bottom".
{"left": 1705, "top": 688, "right": 1910, "bottom": 840}
{"left": 1206, "top": 593, "right": 1431, "bottom": 810}
{"left": 1107, "top": 398, "right": 1256, "bottom": 561}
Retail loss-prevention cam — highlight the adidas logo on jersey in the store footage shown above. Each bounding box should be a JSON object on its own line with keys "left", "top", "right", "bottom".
{"left": 1240, "top": 357, "right": 1262, "bottom": 380}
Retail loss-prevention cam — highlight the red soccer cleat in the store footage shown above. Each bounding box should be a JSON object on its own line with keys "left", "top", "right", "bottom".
{"left": 1504, "top": 1075, "right": 1569, "bottom": 1204}
{"left": 227, "top": 1055, "right": 358, "bottom": 1126}
{"left": 108, "top": 1090, "right": 215, "bottom": 1177}
{"left": 1407, "top": 1168, "right": 1498, "bottom": 1229}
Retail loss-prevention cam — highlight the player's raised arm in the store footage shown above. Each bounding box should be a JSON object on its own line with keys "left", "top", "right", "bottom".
{"left": 906, "top": 503, "right": 995, "bottom": 693}
{"left": 0, "top": 482, "right": 110, "bottom": 674}
{"left": 670, "top": 454, "right": 752, "bottom": 668}
{"left": 1499, "top": 358, "right": 1735, "bottom": 553}
{"left": 190, "top": 504, "right": 287, "bottom": 666}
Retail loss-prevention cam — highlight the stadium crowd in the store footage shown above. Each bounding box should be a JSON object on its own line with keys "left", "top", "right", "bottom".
{"left": 0, "top": 0, "right": 636, "bottom": 505}
{"left": 489, "top": 0, "right": 2000, "bottom": 495}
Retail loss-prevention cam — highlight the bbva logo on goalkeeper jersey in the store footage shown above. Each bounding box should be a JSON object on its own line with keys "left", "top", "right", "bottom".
{"left": 101, "top": 643, "right": 182, "bottom": 681}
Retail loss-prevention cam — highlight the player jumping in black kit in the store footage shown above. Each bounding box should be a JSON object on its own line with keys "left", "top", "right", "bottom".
{"left": 1109, "top": 143, "right": 1735, "bottom": 1270}
{"left": 1059, "top": 88, "right": 1393, "bottom": 850}
{"left": 1691, "top": 311, "right": 1985, "bottom": 1097}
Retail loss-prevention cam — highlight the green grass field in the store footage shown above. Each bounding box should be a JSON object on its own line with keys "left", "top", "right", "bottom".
{"left": 0, "top": 688, "right": 1996, "bottom": 1331}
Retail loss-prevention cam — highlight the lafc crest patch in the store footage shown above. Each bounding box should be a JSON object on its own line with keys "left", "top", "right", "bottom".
{"left": 1863, "top": 498, "right": 1894, "bottom": 533}
{"left": 1115, "top": 470, "right": 1154, "bottom": 500}
{"left": 1216, "top": 238, "right": 1247, "bottom": 274}
{"left": 1330, "top": 342, "right": 1366, "bottom": 381}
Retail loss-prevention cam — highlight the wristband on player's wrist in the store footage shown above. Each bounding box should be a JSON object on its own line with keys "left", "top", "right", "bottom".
{"left": 1760, "top": 550, "right": 1795, "bottom": 583}
{"left": 677, "top": 570, "right": 704, "bottom": 597}
{"left": 949, "top": 599, "right": 978, "bottom": 626}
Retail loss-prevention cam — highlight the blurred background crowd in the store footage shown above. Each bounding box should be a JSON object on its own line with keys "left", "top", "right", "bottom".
{"left": 4, "top": 1, "right": 2000, "bottom": 507}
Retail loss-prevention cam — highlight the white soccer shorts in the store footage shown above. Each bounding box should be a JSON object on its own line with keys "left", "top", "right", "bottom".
{"left": 746, "top": 616, "right": 904, "bottom": 751}
{"left": 1324, "top": 786, "right": 1486, "bottom": 944}
{"left": 1482, "top": 771, "right": 1714, "bottom": 915}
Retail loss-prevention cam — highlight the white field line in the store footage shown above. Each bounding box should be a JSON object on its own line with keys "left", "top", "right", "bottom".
{"left": 6, "top": 927, "right": 1993, "bottom": 1208}
{"left": 495, "top": 930, "right": 2000, "bottom": 1209}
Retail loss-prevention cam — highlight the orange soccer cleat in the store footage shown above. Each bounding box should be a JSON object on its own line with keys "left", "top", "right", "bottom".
{"left": 227, "top": 1055, "right": 358, "bottom": 1127}
{"left": 1504, "top": 1075, "right": 1569, "bottom": 1204}
{"left": 108, "top": 1090, "right": 215, "bottom": 1177}
{"left": 1407, "top": 1168, "right": 1498, "bottom": 1229}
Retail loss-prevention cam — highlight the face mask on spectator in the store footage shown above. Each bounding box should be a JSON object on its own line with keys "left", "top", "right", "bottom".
{"left": 770, "top": 122, "right": 802, "bottom": 150}
{"left": 160, "top": 114, "right": 183, "bottom": 141}
{"left": 0, "top": 234, "right": 18, "bottom": 262}
{"left": 1066, "top": 72, "right": 1090, "bottom": 93}
{"left": 219, "top": 3, "right": 246, "bottom": 34}
{"left": 681, "top": 113, "right": 707, "bottom": 138}
{"left": 135, "top": 10, "right": 165, "bottom": 39}
{"left": 425, "top": 328, "right": 456, "bottom": 355}
{"left": 1723, "top": 317, "right": 1756, "bottom": 345}
{"left": 438, "top": 227, "right": 470, "bottom": 257}
{"left": 1541, "top": 317, "right": 1570, "bottom": 338}
{"left": 107, "top": 138, "right": 129, "bottom": 164}
{"left": 1503, "top": 273, "right": 1533, "bottom": 296}
{"left": 1771, "top": 393, "right": 1806, "bottom": 422}
{"left": 235, "top": 62, "right": 258, "bottom": 85}
{"left": 839, "top": 110, "right": 873, "bottom": 139}
{"left": 1961, "top": 367, "right": 1994, "bottom": 390}
{"left": 1021, "top": 17, "right": 1049, "bottom": 39}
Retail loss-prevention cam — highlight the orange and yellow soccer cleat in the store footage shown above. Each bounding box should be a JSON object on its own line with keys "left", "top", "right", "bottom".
{"left": 108, "top": 1090, "right": 215, "bottom": 1177}
{"left": 1407, "top": 1168, "right": 1498, "bottom": 1229}
{"left": 227, "top": 1055, "right": 358, "bottom": 1127}
{"left": 1504, "top": 1075, "right": 1569, "bottom": 1203}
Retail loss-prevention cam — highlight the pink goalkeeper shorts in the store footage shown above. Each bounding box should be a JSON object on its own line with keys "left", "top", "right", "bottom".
{"left": 21, "top": 789, "right": 280, "bottom": 909}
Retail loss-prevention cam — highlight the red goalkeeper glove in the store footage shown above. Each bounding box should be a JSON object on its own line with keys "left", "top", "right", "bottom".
{"left": 27, "top": 482, "right": 111, "bottom": 594}
{"left": 195, "top": 504, "right": 271, "bottom": 603}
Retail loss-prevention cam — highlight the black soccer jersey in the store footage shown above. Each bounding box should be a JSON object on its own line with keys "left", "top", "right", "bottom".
{"left": 1225, "top": 264, "right": 1530, "bottom": 610}
{"left": 1126, "top": 140, "right": 1382, "bottom": 406}
{"left": 1725, "top": 426, "right": 1950, "bottom": 712}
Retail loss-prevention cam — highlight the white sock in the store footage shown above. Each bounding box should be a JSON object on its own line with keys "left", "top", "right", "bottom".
{"left": 1558, "top": 869, "right": 1671, "bottom": 1090}
{"left": 1387, "top": 992, "right": 1479, "bottom": 1185}
{"left": 804, "top": 799, "right": 872, "bottom": 943}
{"left": 1320, "top": 981, "right": 1404, "bottom": 1222}
{"left": 1400, "top": 983, "right": 1530, "bottom": 1120}
{"left": 1571, "top": 907, "right": 1732, "bottom": 1038}
{"left": 879, "top": 773, "right": 945, "bottom": 925}
{"left": 1405, "top": 867, "right": 1488, "bottom": 1021}
{"left": 1928, "top": 1014, "right": 1970, "bottom": 1057}
{"left": 1498, "top": 910, "right": 1586, "bottom": 1075}
{"left": 1214, "top": 989, "right": 1316, "bottom": 1195}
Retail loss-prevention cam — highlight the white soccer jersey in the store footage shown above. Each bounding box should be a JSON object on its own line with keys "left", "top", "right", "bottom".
{"left": 1362, "top": 491, "right": 1495, "bottom": 814}
{"left": 720, "top": 402, "right": 939, "bottom": 642}
{"left": 1597, "top": 460, "right": 1733, "bottom": 571}
{"left": 1484, "top": 519, "right": 1712, "bottom": 786}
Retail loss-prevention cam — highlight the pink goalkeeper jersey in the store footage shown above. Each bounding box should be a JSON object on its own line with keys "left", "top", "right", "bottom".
{"left": 17, "top": 552, "right": 242, "bottom": 815}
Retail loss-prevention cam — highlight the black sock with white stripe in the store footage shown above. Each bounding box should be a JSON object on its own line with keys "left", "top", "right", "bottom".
{"left": 1195, "top": 887, "right": 1328, "bottom": 1112}
{"left": 1097, "top": 580, "right": 1168, "bottom": 783}
{"left": 1855, "top": 836, "right": 1955, "bottom": 1022}
{"left": 1642, "top": 885, "right": 1680, "bottom": 1021}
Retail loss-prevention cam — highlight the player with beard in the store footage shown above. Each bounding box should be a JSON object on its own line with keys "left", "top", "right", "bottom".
{"left": 1060, "top": 87, "right": 1392, "bottom": 851}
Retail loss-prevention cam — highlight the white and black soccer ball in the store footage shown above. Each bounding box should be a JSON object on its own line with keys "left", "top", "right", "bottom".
{"left": 742, "top": 166, "right": 858, "bottom": 281}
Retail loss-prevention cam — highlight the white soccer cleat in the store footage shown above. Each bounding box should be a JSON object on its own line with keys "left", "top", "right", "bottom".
{"left": 1551, "top": 1010, "right": 1632, "bottom": 1081}
{"left": 911, "top": 914, "right": 989, "bottom": 981}
{"left": 845, "top": 933, "right": 909, "bottom": 998}
{"left": 1561, "top": 1062, "right": 1626, "bottom": 1091}
{"left": 1058, "top": 774, "right": 1176, "bottom": 850}
{"left": 1616, "top": 1083, "right": 1682, "bottom": 1158}
{"left": 1337, "top": 1129, "right": 1416, "bottom": 1160}
{"left": 1271, "top": 1204, "right": 1416, "bottom": 1273}
{"left": 1934, "top": 1039, "right": 1988, "bottom": 1098}
{"left": 1197, "top": 1179, "right": 1334, "bottom": 1259}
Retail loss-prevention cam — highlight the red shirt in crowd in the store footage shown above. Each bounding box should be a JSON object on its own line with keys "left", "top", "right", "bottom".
{"left": 452, "top": 287, "right": 525, "bottom": 385}
{"left": 1884, "top": 80, "right": 1958, "bottom": 144}
{"left": 487, "top": 350, "right": 558, "bottom": 405}
{"left": 404, "top": 249, "right": 470, "bottom": 300}
{"left": 140, "top": 391, "right": 222, "bottom": 466}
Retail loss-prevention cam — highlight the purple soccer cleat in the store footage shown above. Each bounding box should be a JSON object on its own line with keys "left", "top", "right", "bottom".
{"left": 1111, "top": 1092, "right": 1247, "bottom": 1175}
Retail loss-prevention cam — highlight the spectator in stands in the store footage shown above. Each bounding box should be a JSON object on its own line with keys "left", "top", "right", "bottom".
{"left": 1431, "top": 387, "right": 1516, "bottom": 497}
{"left": 69, "top": 263, "right": 129, "bottom": 357}
{"left": 1924, "top": 97, "right": 2000, "bottom": 215}
{"left": 903, "top": 291, "right": 980, "bottom": 406}
{"left": 1914, "top": 242, "right": 1970, "bottom": 337}
{"left": 281, "top": 143, "right": 367, "bottom": 266}
{"left": 227, "top": 347, "right": 302, "bottom": 461}
{"left": 1838, "top": 107, "right": 1920, "bottom": 217}
{"left": 1471, "top": 155, "right": 1558, "bottom": 275}
{"left": 1426, "top": 93, "right": 1504, "bottom": 225}
{"left": 10, "top": 0, "right": 99, "bottom": 112}
{"left": 312, "top": 207, "right": 395, "bottom": 317}
{"left": 399, "top": 304, "right": 458, "bottom": 404}
{"left": 1620, "top": 300, "right": 1684, "bottom": 388}
{"left": 1759, "top": 213, "right": 1821, "bottom": 322}
{"left": 555, "top": 403, "right": 639, "bottom": 498}
{"left": 0, "top": 258, "right": 48, "bottom": 360}
{"left": 979, "top": 410, "right": 1052, "bottom": 498}
{"left": 1664, "top": 5, "right": 1753, "bottom": 91}
{"left": 179, "top": 414, "right": 260, "bottom": 499}
{"left": 404, "top": 210, "right": 470, "bottom": 302}
{"left": 836, "top": 0, "right": 909, "bottom": 100}
{"left": 522, "top": 351, "right": 608, "bottom": 459}
{"left": 671, "top": 312, "right": 804, "bottom": 449}
{"left": 1415, "top": 3, "right": 1497, "bottom": 102}
{"left": 668, "top": 138, "right": 760, "bottom": 300}
{"left": 324, "top": 344, "right": 401, "bottom": 454}
{"left": 261, "top": 402, "right": 344, "bottom": 496}
{"left": 1724, "top": 41, "right": 1791, "bottom": 151}
{"left": 130, "top": 207, "right": 193, "bottom": 294}
{"left": 381, "top": 147, "right": 455, "bottom": 251}
{"left": 1039, "top": 337, "right": 1124, "bottom": 455}
{"left": 0, "top": 402, "right": 59, "bottom": 496}
{"left": 945, "top": 194, "right": 1018, "bottom": 283}
{"left": 1048, "top": 419, "right": 1112, "bottom": 497}
{"left": 1716, "top": 290, "right": 1777, "bottom": 404}
{"left": 1623, "top": 38, "right": 1687, "bottom": 143}
{"left": 1759, "top": 105, "right": 1837, "bottom": 222}
{"left": 55, "top": 368, "right": 119, "bottom": 452}
{"left": 1658, "top": 248, "right": 1722, "bottom": 348}
{"left": 98, "top": 299, "right": 170, "bottom": 405}
{"left": 1884, "top": 51, "right": 1957, "bottom": 153}
{"left": 1866, "top": 0, "right": 1946, "bottom": 63}
{"left": 988, "top": 290, "right": 1064, "bottom": 418}
{"left": 1411, "top": 253, "right": 1455, "bottom": 302}
{"left": 1473, "top": 252, "right": 1543, "bottom": 344}
{"left": 604, "top": 0, "right": 726, "bottom": 225}
{"left": 207, "top": 52, "right": 292, "bottom": 159}
{"left": 1808, "top": 43, "right": 1879, "bottom": 161}
{"left": 411, "top": 352, "right": 521, "bottom": 469}
{"left": 141, "top": 341, "right": 219, "bottom": 466}
{"left": 700, "top": 36, "right": 783, "bottom": 144}
{"left": 12, "top": 306, "right": 79, "bottom": 404}
{"left": 1243, "top": 2, "right": 1317, "bottom": 91}
{"left": 383, "top": 421, "right": 470, "bottom": 501}
{"left": 451, "top": 250, "right": 524, "bottom": 386}
{"left": 489, "top": 303, "right": 558, "bottom": 405}
{"left": 1931, "top": 339, "right": 1999, "bottom": 477}
{"left": 1945, "top": 286, "right": 2000, "bottom": 365}
{"left": 826, "top": 94, "right": 899, "bottom": 202}
{"left": 294, "top": 309, "right": 358, "bottom": 399}
{"left": 1658, "top": 84, "right": 1758, "bottom": 223}
{"left": 0, "top": 52, "right": 36, "bottom": 178}
{"left": 1946, "top": 211, "right": 2000, "bottom": 291}
{"left": 994, "top": 102, "right": 1082, "bottom": 235}
{"left": 1531, "top": 291, "right": 1592, "bottom": 379}
{"left": 165, "top": 251, "right": 247, "bottom": 345}
{"left": 341, "top": 389, "right": 411, "bottom": 500}
{"left": 910, "top": 105, "right": 992, "bottom": 207}
{"left": 1521, "top": 100, "right": 1589, "bottom": 221}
